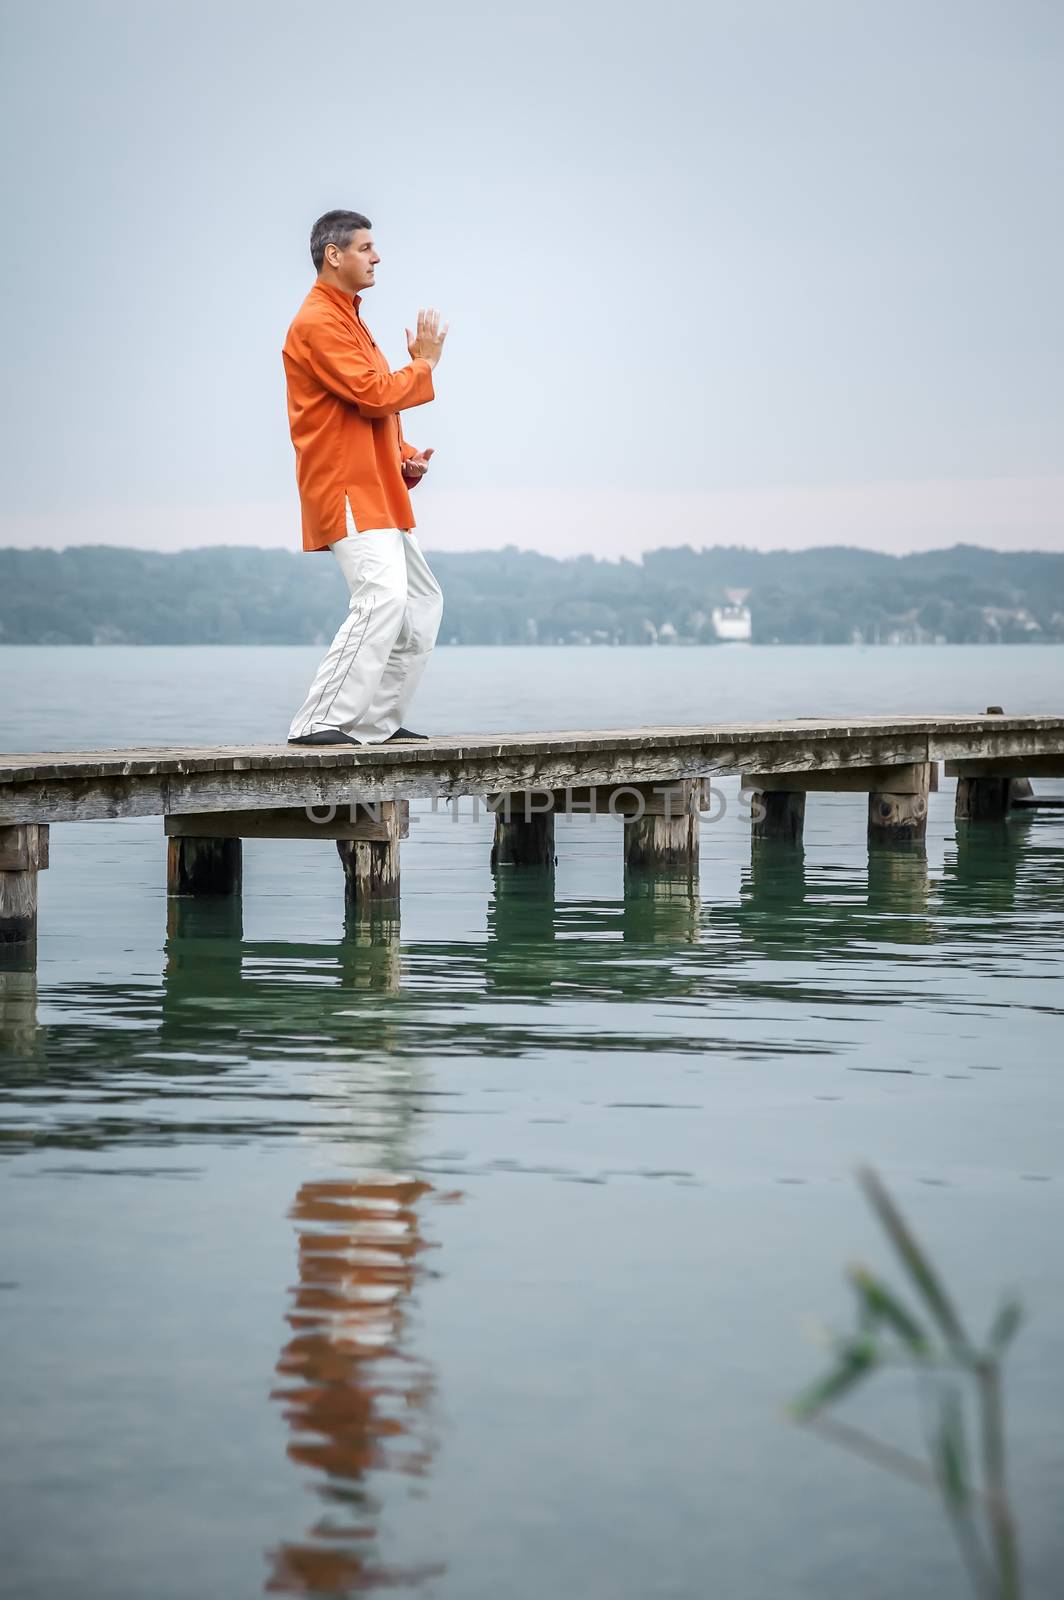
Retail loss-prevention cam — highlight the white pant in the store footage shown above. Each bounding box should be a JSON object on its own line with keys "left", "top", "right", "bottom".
{"left": 289, "top": 516, "right": 444, "bottom": 743}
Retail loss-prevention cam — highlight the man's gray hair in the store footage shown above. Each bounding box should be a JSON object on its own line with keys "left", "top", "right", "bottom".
{"left": 310, "top": 210, "right": 372, "bottom": 273}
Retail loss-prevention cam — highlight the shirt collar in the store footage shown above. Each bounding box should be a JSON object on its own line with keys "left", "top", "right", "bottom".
{"left": 312, "top": 280, "right": 361, "bottom": 314}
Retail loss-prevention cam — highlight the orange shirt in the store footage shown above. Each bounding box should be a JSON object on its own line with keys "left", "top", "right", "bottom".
{"left": 282, "top": 280, "right": 435, "bottom": 552}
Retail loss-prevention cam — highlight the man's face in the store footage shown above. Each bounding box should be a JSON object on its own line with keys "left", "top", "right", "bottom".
{"left": 327, "top": 229, "right": 380, "bottom": 294}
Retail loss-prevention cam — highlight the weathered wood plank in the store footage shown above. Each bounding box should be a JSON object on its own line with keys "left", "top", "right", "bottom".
{"left": 1, "top": 715, "right": 1061, "bottom": 784}
{"left": 164, "top": 804, "right": 410, "bottom": 842}
{"left": 944, "top": 755, "right": 1064, "bottom": 779}
{"left": 0, "top": 737, "right": 931, "bottom": 822}
{"left": 929, "top": 732, "right": 1064, "bottom": 763}
{"left": 0, "top": 717, "right": 1061, "bottom": 824}
{"left": 0, "top": 775, "right": 170, "bottom": 825}
{"left": 741, "top": 763, "right": 936, "bottom": 795}
{"left": 492, "top": 782, "right": 711, "bottom": 817}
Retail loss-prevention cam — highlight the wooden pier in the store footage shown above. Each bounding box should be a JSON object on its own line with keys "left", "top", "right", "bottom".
{"left": 2, "top": 710, "right": 1062, "bottom": 958}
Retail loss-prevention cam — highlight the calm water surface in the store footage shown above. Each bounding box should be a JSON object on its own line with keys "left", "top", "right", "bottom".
{"left": 1, "top": 645, "right": 1063, "bottom": 1599}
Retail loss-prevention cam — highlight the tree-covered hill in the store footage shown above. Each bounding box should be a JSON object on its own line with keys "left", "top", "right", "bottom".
{"left": 1, "top": 543, "right": 1062, "bottom": 646}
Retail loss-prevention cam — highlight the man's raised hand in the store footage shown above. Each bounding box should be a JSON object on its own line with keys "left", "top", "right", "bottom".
{"left": 406, "top": 307, "right": 450, "bottom": 369}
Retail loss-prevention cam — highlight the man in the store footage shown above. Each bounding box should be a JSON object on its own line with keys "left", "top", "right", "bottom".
{"left": 283, "top": 209, "right": 449, "bottom": 746}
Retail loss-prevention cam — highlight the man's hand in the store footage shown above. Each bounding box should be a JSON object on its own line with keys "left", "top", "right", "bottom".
{"left": 403, "top": 446, "right": 434, "bottom": 485}
{"left": 405, "top": 307, "right": 449, "bottom": 369}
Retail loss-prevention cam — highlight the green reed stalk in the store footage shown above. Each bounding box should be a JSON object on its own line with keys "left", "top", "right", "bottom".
{"left": 790, "top": 1167, "right": 1023, "bottom": 1600}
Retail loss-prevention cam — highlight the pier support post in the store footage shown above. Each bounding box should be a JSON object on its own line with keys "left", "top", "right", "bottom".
{"left": 867, "top": 787, "right": 929, "bottom": 845}
{"left": 954, "top": 776, "right": 1011, "bottom": 824}
{"left": 337, "top": 801, "right": 402, "bottom": 910}
{"left": 954, "top": 706, "right": 1034, "bottom": 824}
{"left": 623, "top": 781, "right": 700, "bottom": 875}
{"left": 490, "top": 793, "right": 556, "bottom": 869}
{"left": 166, "top": 835, "right": 242, "bottom": 896}
{"left": 867, "top": 762, "right": 933, "bottom": 846}
{"left": 750, "top": 790, "right": 806, "bottom": 845}
{"left": 0, "top": 825, "right": 48, "bottom": 952}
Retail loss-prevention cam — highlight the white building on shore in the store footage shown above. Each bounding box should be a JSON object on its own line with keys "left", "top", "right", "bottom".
{"left": 711, "top": 589, "right": 753, "bottom": 642}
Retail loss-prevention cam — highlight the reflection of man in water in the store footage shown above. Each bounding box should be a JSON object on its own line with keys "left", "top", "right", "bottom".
{"left": 267, "top": 1176, "right": 440, "bottom": 1594}
{"left": 284, "top": 210, "right": 449, "bottom": 749}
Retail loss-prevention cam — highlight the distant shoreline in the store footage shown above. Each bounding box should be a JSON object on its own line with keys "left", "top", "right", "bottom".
{"left": 3, "top": 543, "right": 1062, "bottom": 648}
{"left": 2, "top": 639, "right": 1060, "bottom": 649}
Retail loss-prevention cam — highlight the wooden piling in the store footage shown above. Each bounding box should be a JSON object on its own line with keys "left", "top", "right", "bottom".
{"left": 867, "top": 787, "right": 929, "bottom": 845}
{"left": 750, "top": 790, "right": 806, "bottom": 845}
{"left": 953, "top": 706, "right": 1036, "bottom": 823}
{"left": 166, "top": 835, "right": 242, "bottom": 896}
{"left": 490, "top": 794, "right": 556, "bottom": 869}
{"left": 623, "top": 781, "right": 700, "bottom": 874}
{"left": 336, "top": 801, "right": 402, "bottom": 910}
{"left": 863, "top": 761, "right": 932, "bottom": 845}
{"left": 954, "top": 775, "right": 1011, "bottom": 824}
{"left": 0, "top": 825, "right": 48, "bottom": 948}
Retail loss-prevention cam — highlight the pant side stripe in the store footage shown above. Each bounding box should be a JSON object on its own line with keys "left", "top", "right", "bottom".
{"left": 312, "top": 597, "right": 379, "bottom": 732}
{"left": 292, "top": 602, "right": 366, "bottom": 736}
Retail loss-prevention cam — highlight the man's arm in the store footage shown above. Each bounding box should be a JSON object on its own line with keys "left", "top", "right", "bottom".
{"left": 293, "top": 305, "right": 449, "bottom": 419}
{"left": 292, "top": 315, "right": 434, "bottom": 417}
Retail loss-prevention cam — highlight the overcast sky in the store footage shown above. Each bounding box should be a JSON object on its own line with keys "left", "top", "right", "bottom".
{"left": 1, "top": 0, "right": 1061, "bottom": 558}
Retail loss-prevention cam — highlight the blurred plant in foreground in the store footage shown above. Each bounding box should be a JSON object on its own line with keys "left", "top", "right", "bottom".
{"left": 791, "top": 1167, "right": 1023, "bottom": 1600}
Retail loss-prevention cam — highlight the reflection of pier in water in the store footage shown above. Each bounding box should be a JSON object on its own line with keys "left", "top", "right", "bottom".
{"left": 4, "top": 816, "right": 1063, "bottom": 1112}
{"left": 267, "top": 1175, "right": 442, "bottom": 1595}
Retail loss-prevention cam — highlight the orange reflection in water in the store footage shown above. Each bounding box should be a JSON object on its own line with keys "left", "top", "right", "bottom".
{"left": 267, "top": 1176, "right": 442, "bottom": 1594}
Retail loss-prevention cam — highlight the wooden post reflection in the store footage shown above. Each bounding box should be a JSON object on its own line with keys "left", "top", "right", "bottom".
{"left": 942, "top": 817, "right": 1030, "bottom": 918}
{"left": 340, "top": 908, "right": 403, "bottom": 996}
{"left": 621, "top": 872, "right": 700, "bottom": 945}
{"left": 0, "top": 960, "right": 40, "bottom": 1061}
{"left": 736, "top": 844, "right": 808, "bottom": 959}
{"left": 866, "top": 845, "right": 933, "bottom": 945}
{"left": 267, "top": 1176, "right": 442, "bottom": 1594}
{"left": 485, "top": 869, "right": 557, "bottom": 997}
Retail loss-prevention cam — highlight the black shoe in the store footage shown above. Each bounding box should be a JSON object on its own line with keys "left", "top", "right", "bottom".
{"left": 288, "top": 729, "right": 362, "bottom": 747}
{"left": 386, "top": 727, "right": 430, "bottom": 742}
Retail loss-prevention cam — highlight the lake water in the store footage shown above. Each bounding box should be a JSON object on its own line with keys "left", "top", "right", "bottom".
{"left": 1, "top": 644, "right": 1063, "bottom": 1600}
